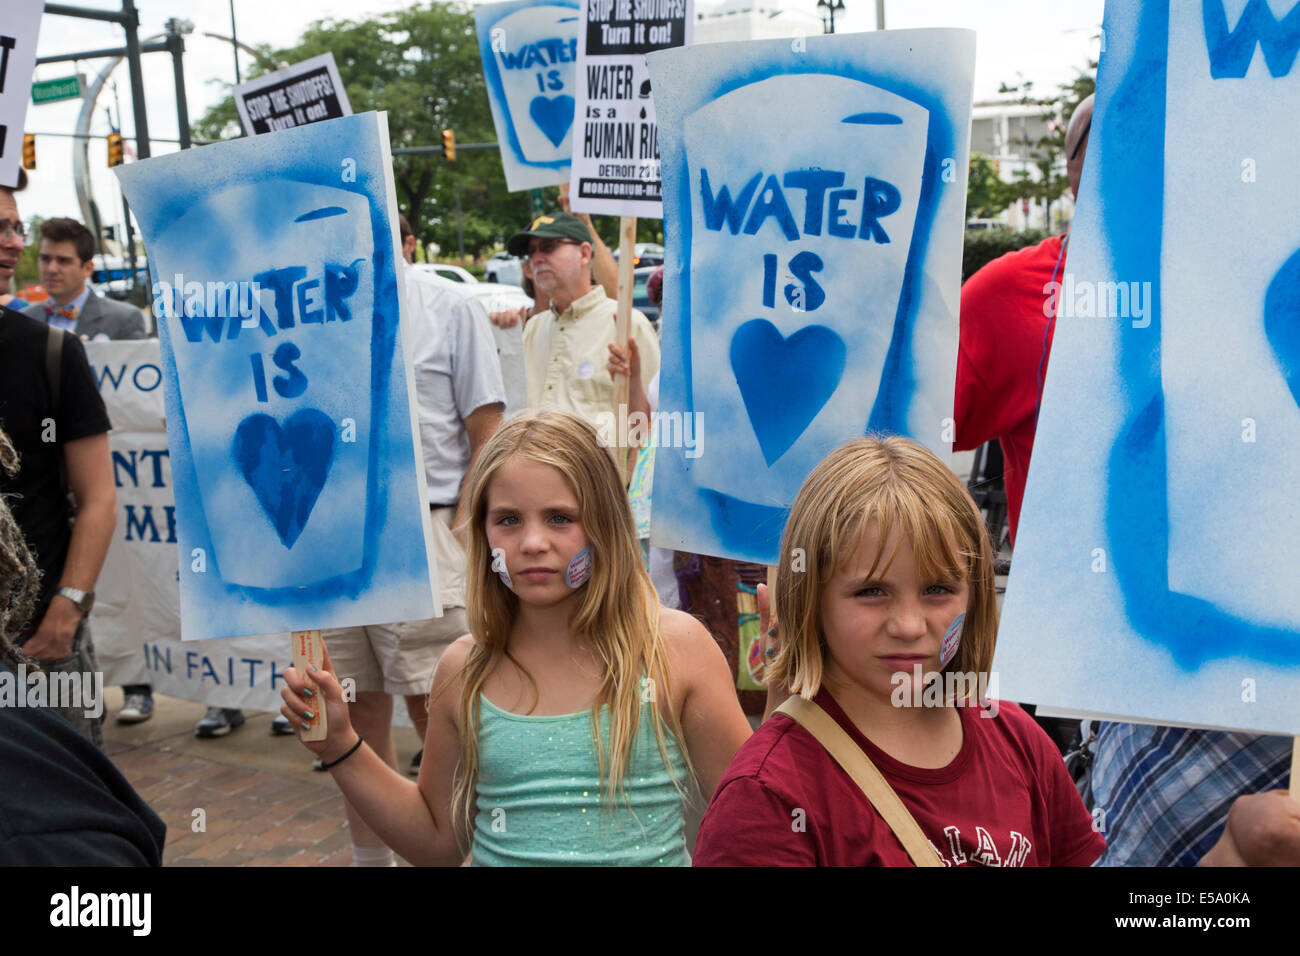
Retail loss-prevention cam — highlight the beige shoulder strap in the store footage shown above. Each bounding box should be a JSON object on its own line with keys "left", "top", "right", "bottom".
{"left": 777, "top": 696, "right": 941, "bottom": 867}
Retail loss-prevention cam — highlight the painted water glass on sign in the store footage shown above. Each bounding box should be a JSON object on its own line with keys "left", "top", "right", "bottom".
{"left": 998, "top": 0, "right": 1300, "bottom": 736}
{"left": 476, "top": 0, "right": 581, "bottom": 191}
{"left": 115, "top": 113, "right": 439, "bottom": 642}
{"left": 647, "top": 30, "right": 975, "bottom": 565}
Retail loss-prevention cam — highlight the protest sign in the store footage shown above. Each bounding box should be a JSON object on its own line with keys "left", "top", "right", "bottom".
{"left": 83, "top": 340, "right": 288, "bottom": 711}
{"left": 475, "top": 0, "right": 581, "bottom": 192}
{"left": 0, "top": 0, "right": 43, "bottom": 188}
{"left": 646, "top": 30, "right": 975, "bottom": 565}
{"left": 997, "top": 0, "right": 1300, "bottom": 736}
{"left": 114, "top": 112, "right": 440, "bottom": 642}
{"left": 568, "top": 0, "right": 692, "bottom": 216}
{"left": 233, "top": 53, "right": 351, "bottom": 136}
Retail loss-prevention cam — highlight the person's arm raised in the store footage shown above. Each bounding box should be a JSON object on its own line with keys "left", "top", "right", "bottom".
{"left": 281, "top": 638, "right": 473, "bottom": 866}
{"left": 660, "top": 608, "right": 752, "bottom": 802}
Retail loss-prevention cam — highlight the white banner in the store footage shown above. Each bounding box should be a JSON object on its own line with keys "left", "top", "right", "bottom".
{"left": 87, "top": 340, "right": 290, "bottom": 712}
{"left": 0, "top": 0, "right": 44, "bottom": 188}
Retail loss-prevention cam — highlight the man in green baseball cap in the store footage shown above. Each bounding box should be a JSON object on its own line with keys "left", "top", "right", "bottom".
{"left": 505, "top": 211, "right": 594, "bottom": 258}
{"left": 507, "top": 211, "right": 659, "bottom": 431}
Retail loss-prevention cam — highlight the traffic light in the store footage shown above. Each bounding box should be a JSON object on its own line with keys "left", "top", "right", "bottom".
{"left": 441, "top": 129, "right": 455, "bottom": 161}
{"left": 22, "top": 134, "right": 35, "bottom": 170}
{"left": 107, "top": 131, "right": 124, "bottom": 167}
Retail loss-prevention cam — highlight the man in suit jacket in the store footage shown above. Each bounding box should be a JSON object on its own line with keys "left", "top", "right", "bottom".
{"left": 22, "top": 217, "right": 145, "bottom": 341}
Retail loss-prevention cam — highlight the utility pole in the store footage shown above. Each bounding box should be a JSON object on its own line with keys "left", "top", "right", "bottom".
{"left": 229, "top": 0, "right": 242, "bottom": 84}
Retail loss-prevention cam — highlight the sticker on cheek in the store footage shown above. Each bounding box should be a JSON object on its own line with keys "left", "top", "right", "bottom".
{"left": 940, "top": 612, "right": 965, "bottom": 668}
{"left": 491, "top": 547, "right": 513, "bottom": 591}
{"left": 565, "top": 546, "right": 593, "bottom": 588}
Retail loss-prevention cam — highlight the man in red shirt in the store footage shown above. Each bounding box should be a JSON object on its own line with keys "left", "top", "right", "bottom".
{"left": 954, "top": 95, "right": 1092, "bottom": 546}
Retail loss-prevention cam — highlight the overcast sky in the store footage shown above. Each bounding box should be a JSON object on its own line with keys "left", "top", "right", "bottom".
{"left": 19, "top": 0, "right": 1103, "bottom": 232}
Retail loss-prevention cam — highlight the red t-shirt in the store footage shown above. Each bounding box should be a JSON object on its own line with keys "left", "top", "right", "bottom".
{"left": 954, "top": 234, "right": 1066, "bottom": 546}
{"left": 693, "top": 688, "right": 1105, "bottom": 867}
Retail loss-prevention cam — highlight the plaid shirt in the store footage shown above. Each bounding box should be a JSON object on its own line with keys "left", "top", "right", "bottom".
{"left": 1089, "top": 722, "right": 1292, "bottom": 866}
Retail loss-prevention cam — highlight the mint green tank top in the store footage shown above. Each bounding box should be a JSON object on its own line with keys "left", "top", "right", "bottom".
{"left": 471, "top": 693, "right": 690, "bottom": 866}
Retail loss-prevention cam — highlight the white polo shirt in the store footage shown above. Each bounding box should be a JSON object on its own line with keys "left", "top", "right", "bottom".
{"left": 404, "top": 271, "right": 507, "bottom": 505}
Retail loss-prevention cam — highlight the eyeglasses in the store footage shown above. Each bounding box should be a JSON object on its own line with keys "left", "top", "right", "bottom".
{"left": 0, "top": 220, "right": 27, "bottom": 243}
{"left": 1067, "top": 116, "right": 1091, "bottom": 162}
{"left": 525, "top": 238, "right": 580, "bottom": 260}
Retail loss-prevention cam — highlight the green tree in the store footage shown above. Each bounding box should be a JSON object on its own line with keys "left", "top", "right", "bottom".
{"left": 13, "top": 216, "right": 43, "bottom": 289}
{"left": 193, "top": 3, "right": 534, "bottom": 260}
{"left": 966, "top": 153, "right": 1019, "bottom": 221}
{"left": 996, "top": 65, "right": 1096, "bottom": 229}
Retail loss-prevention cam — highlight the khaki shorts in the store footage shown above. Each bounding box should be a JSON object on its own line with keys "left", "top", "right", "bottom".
{"left": 322, "top": 506, "right": 469, "bottom": 697}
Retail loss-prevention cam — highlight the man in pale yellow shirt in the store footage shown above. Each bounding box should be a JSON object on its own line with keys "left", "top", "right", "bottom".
{"left": 507, "top": 212, "right": 659, "bottom": 428}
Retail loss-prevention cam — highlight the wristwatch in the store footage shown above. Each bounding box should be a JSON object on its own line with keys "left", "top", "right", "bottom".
{"left": 56, "top": 586, "right": 95, "bottom": 615}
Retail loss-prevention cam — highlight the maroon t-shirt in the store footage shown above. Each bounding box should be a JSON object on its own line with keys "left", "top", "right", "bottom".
{"left": 694, "top": 688, "right": 1105, "bottom": 867}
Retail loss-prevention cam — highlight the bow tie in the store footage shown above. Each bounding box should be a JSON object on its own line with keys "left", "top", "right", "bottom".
{"left": 45, "top": 304, "right": 78, "bottom": 322}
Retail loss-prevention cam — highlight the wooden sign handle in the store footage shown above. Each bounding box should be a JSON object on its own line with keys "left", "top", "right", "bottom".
{"left": 611, "top": 215, "right": 637, "bottom": 476}
{"left": 1292, "top": 738, "right": 1299, "bottom": 805}
{"left": 291, "top": 629, "right": 328, "bottom": 742}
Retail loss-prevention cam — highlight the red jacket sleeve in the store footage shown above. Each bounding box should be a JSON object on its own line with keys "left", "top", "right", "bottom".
{"left": 693, "top": 776, "right": 818, "bottom": 867}
{"left": 954, "top": 240, "right": 1058, "bottom": 452}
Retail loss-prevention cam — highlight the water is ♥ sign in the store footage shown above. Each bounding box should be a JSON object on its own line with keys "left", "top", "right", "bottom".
{"left": 476, "top": 0, "right": 582, "bottom": 192}
{"left": 647, "top": 30, "right": 974, "bottom": 565}
{"left": 998, "top": 0, "right": 1300, "bottom": 736}
{"left": 114, "top": 112, "right": 440, "bottom": 641}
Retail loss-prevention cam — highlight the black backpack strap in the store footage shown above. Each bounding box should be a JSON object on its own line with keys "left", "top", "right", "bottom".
{"left": 44, "top": 323, "right": 69, "bottom": 494}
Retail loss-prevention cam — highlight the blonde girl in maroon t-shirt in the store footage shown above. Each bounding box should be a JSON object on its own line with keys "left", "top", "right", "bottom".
{"left": 693, "top": 436, "right": 1105, "bottom": 867}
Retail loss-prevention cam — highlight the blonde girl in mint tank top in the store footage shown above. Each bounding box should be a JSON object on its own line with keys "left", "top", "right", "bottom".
{"left": 281, "top": 410, "right": 753, "bottom": 865}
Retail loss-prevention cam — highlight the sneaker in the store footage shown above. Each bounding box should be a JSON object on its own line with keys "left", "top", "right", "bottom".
{"left": 408, "top": 748, "right": 422, "bottom": 776}
{"left": 270, "top": 714, "right": 295, "bottom": 736}
{"left": 194, "top": 707, "right": 245, "bottom": 738}
{"left": 117, "top": 691, "right": 154, "bottom": 724}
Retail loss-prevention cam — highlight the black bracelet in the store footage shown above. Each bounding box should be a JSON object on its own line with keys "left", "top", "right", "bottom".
{"left": 320, "top": 736, "right": 364, "bottom": 770}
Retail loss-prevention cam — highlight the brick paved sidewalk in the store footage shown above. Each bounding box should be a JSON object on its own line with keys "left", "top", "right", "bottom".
{"left": 103, "top": 688, "right": 421, "bottom": 866}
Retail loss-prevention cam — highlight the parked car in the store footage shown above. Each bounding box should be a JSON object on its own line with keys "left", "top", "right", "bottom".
{"left": 612, "top": 243, "right": 664, "bottom": 268}
{"left": 485, "top": 251, "right": 524, "bottom": 287}
{"left": 632, "top": 265, "right": 660, "bottom": 328}
{"left": 411, "top": 262, "right": 478, "bottom": 284}
{"left": 410, "top": 269, "right": 532, "bottom": 316}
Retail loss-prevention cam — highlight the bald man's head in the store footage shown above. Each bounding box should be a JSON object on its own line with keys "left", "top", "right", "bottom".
{"left": 1065, "top": 93, "right": 1094, "bottom": 200}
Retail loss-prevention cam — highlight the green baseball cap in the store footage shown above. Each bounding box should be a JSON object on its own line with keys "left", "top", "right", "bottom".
{"left": 506, "top": 211, "right": 594, "bottom": 257}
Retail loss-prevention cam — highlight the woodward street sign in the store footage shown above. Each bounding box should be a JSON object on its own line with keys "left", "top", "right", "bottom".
{"left": 32, "top": 76, "right": 83, "bottom": 105}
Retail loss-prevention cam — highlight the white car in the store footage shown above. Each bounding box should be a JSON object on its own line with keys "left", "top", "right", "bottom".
{"left": 410, "top": 262, "right": 479, "bottom": 284}
{"left": 485, "top": 251, "right": 525, "bottom": 287}
{"left": 408, "top": 268, "right": 532, "bottom": 314}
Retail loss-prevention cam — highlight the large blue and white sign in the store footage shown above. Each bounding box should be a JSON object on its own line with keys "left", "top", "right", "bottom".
{"left": 475, "top": 0, "right": 581, "bottom": 192}
{"left": 646, "top": 30, "right": 974, "bottom": 565}
{"left": 998, "top": 0, "right": 1300, "bottom": 735}
{"left": 115, "top": 113, "right": 440, "bottom": 641}
{"left": 0, "top": 0, "right": 44, "bottom": 188}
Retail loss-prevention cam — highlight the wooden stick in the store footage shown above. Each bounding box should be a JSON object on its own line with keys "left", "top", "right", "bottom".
{"left": 291, "top": 629, "right": 328, "bottom": 742}
{"left": 1292, "top": 738, "right": 1299, "bottom": 804}
{"left": 611, "top": 215, "right": 637, "bottom": 475}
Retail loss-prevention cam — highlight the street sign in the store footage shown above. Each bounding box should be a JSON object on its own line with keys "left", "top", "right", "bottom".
{"left": 31, "top": 75, "right": 83, "bottom": 105}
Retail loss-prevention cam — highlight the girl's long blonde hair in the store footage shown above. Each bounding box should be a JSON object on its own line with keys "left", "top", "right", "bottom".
{"left": 767, "top": 435, "right": 998, "bottom": 700}
{"left": 450, "top": 410, "right": 691, "bottom": 845}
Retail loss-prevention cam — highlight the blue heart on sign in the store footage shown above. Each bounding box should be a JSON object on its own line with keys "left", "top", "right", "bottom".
{"left": 233, "top": 409, "right": 335, "bottom": 549}
{"left": 529, "top": 95, "right": 575, "bottom": 148}
{"left": 730, "top": 319, "right": 847, "bottom": 466}
{"left": 1264, "top": 248, "right": 1300, "bottom": 410}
